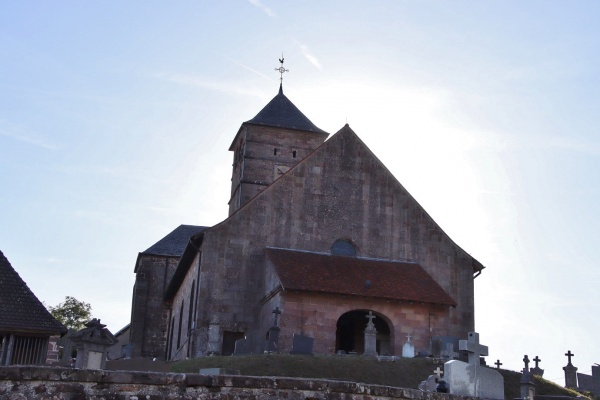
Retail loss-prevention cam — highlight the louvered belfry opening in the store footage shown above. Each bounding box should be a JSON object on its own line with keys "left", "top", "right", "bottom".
{"left": 0, "top": 334, "right": 49, "bottom": 366}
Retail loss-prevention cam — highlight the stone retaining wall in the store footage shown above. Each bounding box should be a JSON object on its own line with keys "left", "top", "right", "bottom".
{"left": 0, "top": 366, "right": 475, "bottom": 400}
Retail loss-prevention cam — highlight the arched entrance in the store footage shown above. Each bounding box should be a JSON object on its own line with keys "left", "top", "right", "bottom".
{"left": 335, "top": 310, "right": 392, "bottom": 355}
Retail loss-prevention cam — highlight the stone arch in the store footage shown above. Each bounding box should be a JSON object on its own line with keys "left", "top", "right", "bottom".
{"left": 335, "top": 309, "right": 393, "bottom": 356}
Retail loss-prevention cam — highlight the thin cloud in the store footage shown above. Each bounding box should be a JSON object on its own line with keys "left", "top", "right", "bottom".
{"left": 0, "top": 119, "right": 58, "bottom": 150}
{"left": 220, "top": 54, "right": 275, "bottom": 82}
{"left": 151, "top": 72, "right": 267, "bottom": 99}
{"left": 296, "top": 42, "right": 322, "bottom": 70}
{"left": 248, "top": 0, "right": 276, "bottom": 17}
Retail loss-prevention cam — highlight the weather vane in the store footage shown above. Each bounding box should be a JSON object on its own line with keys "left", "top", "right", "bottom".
{"left": 275, "top": 53, "right": 288, "bottom": 84}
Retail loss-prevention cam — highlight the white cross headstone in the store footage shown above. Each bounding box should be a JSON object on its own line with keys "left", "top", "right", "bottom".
{"left": 444, "top": 332, "right": 504, "bottom": 399}
{"left": 402, "top": 334, "right": 415, "bottom": 358}
{"left": 459, "top": 331, "right": 488, "bottom": 366}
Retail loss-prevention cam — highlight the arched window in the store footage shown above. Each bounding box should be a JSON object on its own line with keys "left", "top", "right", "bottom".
{"left": 331, "top": 239, "right": 357, "bottom": 257}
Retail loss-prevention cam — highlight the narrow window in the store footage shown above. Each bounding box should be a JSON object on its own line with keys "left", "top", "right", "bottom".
{"left": 188, "top": 282, "right": 196, "bottom": 333}
{"left": 177, "top": 301, "right": 184, "bottom": 349}
{"left": 292, "top": 150, "right": 297, "bottom": 158}
{"left": 274, "top": 148, "right": 278, "bottom": 155}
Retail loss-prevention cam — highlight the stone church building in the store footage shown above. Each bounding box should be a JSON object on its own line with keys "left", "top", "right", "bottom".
{"left": 129, "top": 82, "right": 484, "bottom": 361}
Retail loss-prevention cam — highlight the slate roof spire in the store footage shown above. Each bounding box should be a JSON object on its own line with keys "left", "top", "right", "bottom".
{"left": 244, "top": 84, "right": 327, "bottom": 134}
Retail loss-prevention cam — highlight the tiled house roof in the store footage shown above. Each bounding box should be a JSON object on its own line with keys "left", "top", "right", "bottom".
{"left": 266, "top": 248, "right": 456, "bottom": 306}
{"left": 142, "top": 225, "right": 208, "bottom": 257}
{"left": 0, "top": 250, "right": 66, "bottom": 334}
{"left": 245, "top": 85, "right": 327, "bottom": 134}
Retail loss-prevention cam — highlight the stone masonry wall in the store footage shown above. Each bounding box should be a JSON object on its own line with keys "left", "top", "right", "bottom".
{"left": 0, "top": 366, "right": 476, "bottom": 400}
{"left": 194, "top": 126, "right": 476, "bottom": 355}
{"left": 130, "top": 255, "right": 180, "bottom": 359}
{"left": 278, "top": 291, "right": 449, "bottom": 356}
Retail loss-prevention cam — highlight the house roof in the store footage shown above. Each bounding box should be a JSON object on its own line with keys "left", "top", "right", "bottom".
{"left": 142, "top": 225, "right": 208, "bottom": 257}
{"left": 265, "top": 248, "right": 457, "bottom": 306}
{"left": 0, "top": 250, "right": 67, "bottom": 334}
{"left": 244, "top": 85, "right": 327, "bottom": 134}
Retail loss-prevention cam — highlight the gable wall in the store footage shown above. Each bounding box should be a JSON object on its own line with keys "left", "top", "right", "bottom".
{"left": 129, "top": 255, "right": 178, "bottom": 359}
{"left": 194, "top": 127, "right": 476, "bottom": 354}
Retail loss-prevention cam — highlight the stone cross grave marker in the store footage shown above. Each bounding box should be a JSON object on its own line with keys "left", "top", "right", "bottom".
{"left": 523, "top": 355, "right": 530, "bottom": 372}
{"left": 565, "top": 350, "right": 575, "bottom": 366}
{"left": 495, "top": 359, "right": 503, "bottom": 369}
{"left": 444, "top": 332, "right": 504, "bottom": 400}
{"left": 459, "top": 331, "right": 489, "bottom": 364}
{"left": 434, "top": 366, "right": 443, "bottom": 380}
{"left": 363, "top": 311, "right": 377, "bottom": 356}
{"left": 563, "top": 350, "right": 578, "bottom": 389}
{"left": 402, "top": 334, "right": 415, "bottom": 358}
{"left": 531, "top": 355, "right": 544, "bottom": 377}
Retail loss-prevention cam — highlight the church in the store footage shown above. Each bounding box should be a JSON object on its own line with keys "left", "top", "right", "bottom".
{"left": 128, "top": 73, "right": 485, "bottom": 361}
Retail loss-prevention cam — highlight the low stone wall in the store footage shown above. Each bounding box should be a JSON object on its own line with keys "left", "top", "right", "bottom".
{"left": 0, "top": 366, "right": 474, "bottom": 400}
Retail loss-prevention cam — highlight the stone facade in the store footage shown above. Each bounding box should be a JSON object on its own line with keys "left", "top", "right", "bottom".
{"left": 130, "top": 86, "right": 484, "bottom": 361}
{"left": 129, "top": 255, "right": 179, "bottom": 359}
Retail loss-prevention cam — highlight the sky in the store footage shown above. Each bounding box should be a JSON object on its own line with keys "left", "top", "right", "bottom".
{"left": 1, "top": 0, "right": 598, "bottom": 387}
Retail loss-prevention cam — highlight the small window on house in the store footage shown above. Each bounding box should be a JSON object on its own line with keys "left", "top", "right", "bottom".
{"left": 274, "top": 148, "right": 278, "bottom": 155}
{"left": 331, "top": 239, "right": 357, "bottom": 257}
{"left": 292, "top": 150, "right": 297, "bottom": 158}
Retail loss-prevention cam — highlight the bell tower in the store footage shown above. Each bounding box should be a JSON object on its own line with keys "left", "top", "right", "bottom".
{"left": 228, "top": 59, "right": 328, "bottom": 215}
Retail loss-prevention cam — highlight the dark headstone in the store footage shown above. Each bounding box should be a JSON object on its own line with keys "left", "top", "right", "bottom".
{"left": 430, "top": 336, "right": 459, "bottom": 358}
{"left": 265, "top": 327, "right": 280, "bottom": 353}
{"left": 290, "top": 334, "right": 314, "bottom": 355}
{"left": 233, "top": 338, "right": 250, "bottom": 355}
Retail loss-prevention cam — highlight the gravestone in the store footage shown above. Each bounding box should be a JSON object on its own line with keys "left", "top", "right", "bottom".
{"left": 233, "top": 337, "right": 250, "bottom": 355}
{"left": 70, "top": 319, "right": 117, "bottom": 370}
{"left": 430, "top": 336, "right": 459, "bottom": 359}
{"left": 563, "top": 350, "right": 578, "bottom": 389}
{"left": 363, "top": 311, "right": 378, "bottom": 357}
{"left": 419, "top": 366, "right": 443, "bottom": 392}
{"left": 441, "top": 343, "right": 458, "bottom": 360}
{"left": 290, "top": 334, "right": 314, "bottom": 355}
{"left": 206, "top": 322, "right": 221, "bottom": 355}
{"left": 444, "top": 332, "right": 504, "bottom": 400}
{"left": 495, "top": 359, "right": 503, "bottom": 369}
{"left": 521, "top": 355, "right": 536, "bottom": 400}
{"left": 402, "top": 334, "right": 415, "bottom": 358}
{"left": 265, "top": 307, "right": 281, "bottom": 353}
{"left": 531, "top": 355, "right": 544, "bottom": 377}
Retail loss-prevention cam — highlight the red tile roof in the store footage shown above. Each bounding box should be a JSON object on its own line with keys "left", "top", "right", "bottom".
{"left": 265, "top": 248, "right": 456, "bottom": 306}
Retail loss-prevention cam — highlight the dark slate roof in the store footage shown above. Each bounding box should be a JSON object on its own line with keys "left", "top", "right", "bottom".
{"left": 245, "top": 85, "right": 327, "bottom": 134}
{"left": 265, "top": 248, "right": 456, "bottom": 306}
{"left": 142, "top": 225, "right": 209, "bottom": 257}
{"left": 0, "top": 250, "right": 67, "bottom": 334}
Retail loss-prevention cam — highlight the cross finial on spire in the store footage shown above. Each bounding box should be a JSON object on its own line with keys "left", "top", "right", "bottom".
{"left": 275, "top": 53, "right": 289, "bottom": 86}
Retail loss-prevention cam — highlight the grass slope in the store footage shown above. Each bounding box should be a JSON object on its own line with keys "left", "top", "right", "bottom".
{"left": 171, "top": 355, "right": 582, "bottom": 400}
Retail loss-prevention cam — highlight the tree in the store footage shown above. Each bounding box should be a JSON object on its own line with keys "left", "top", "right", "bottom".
{"left": 48, "top": 296, "right": 93, "bottom": 331}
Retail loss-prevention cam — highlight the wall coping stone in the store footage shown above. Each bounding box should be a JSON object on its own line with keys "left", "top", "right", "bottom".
{"left": 0, "top": 366, "right": 482, "bottom": 400}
